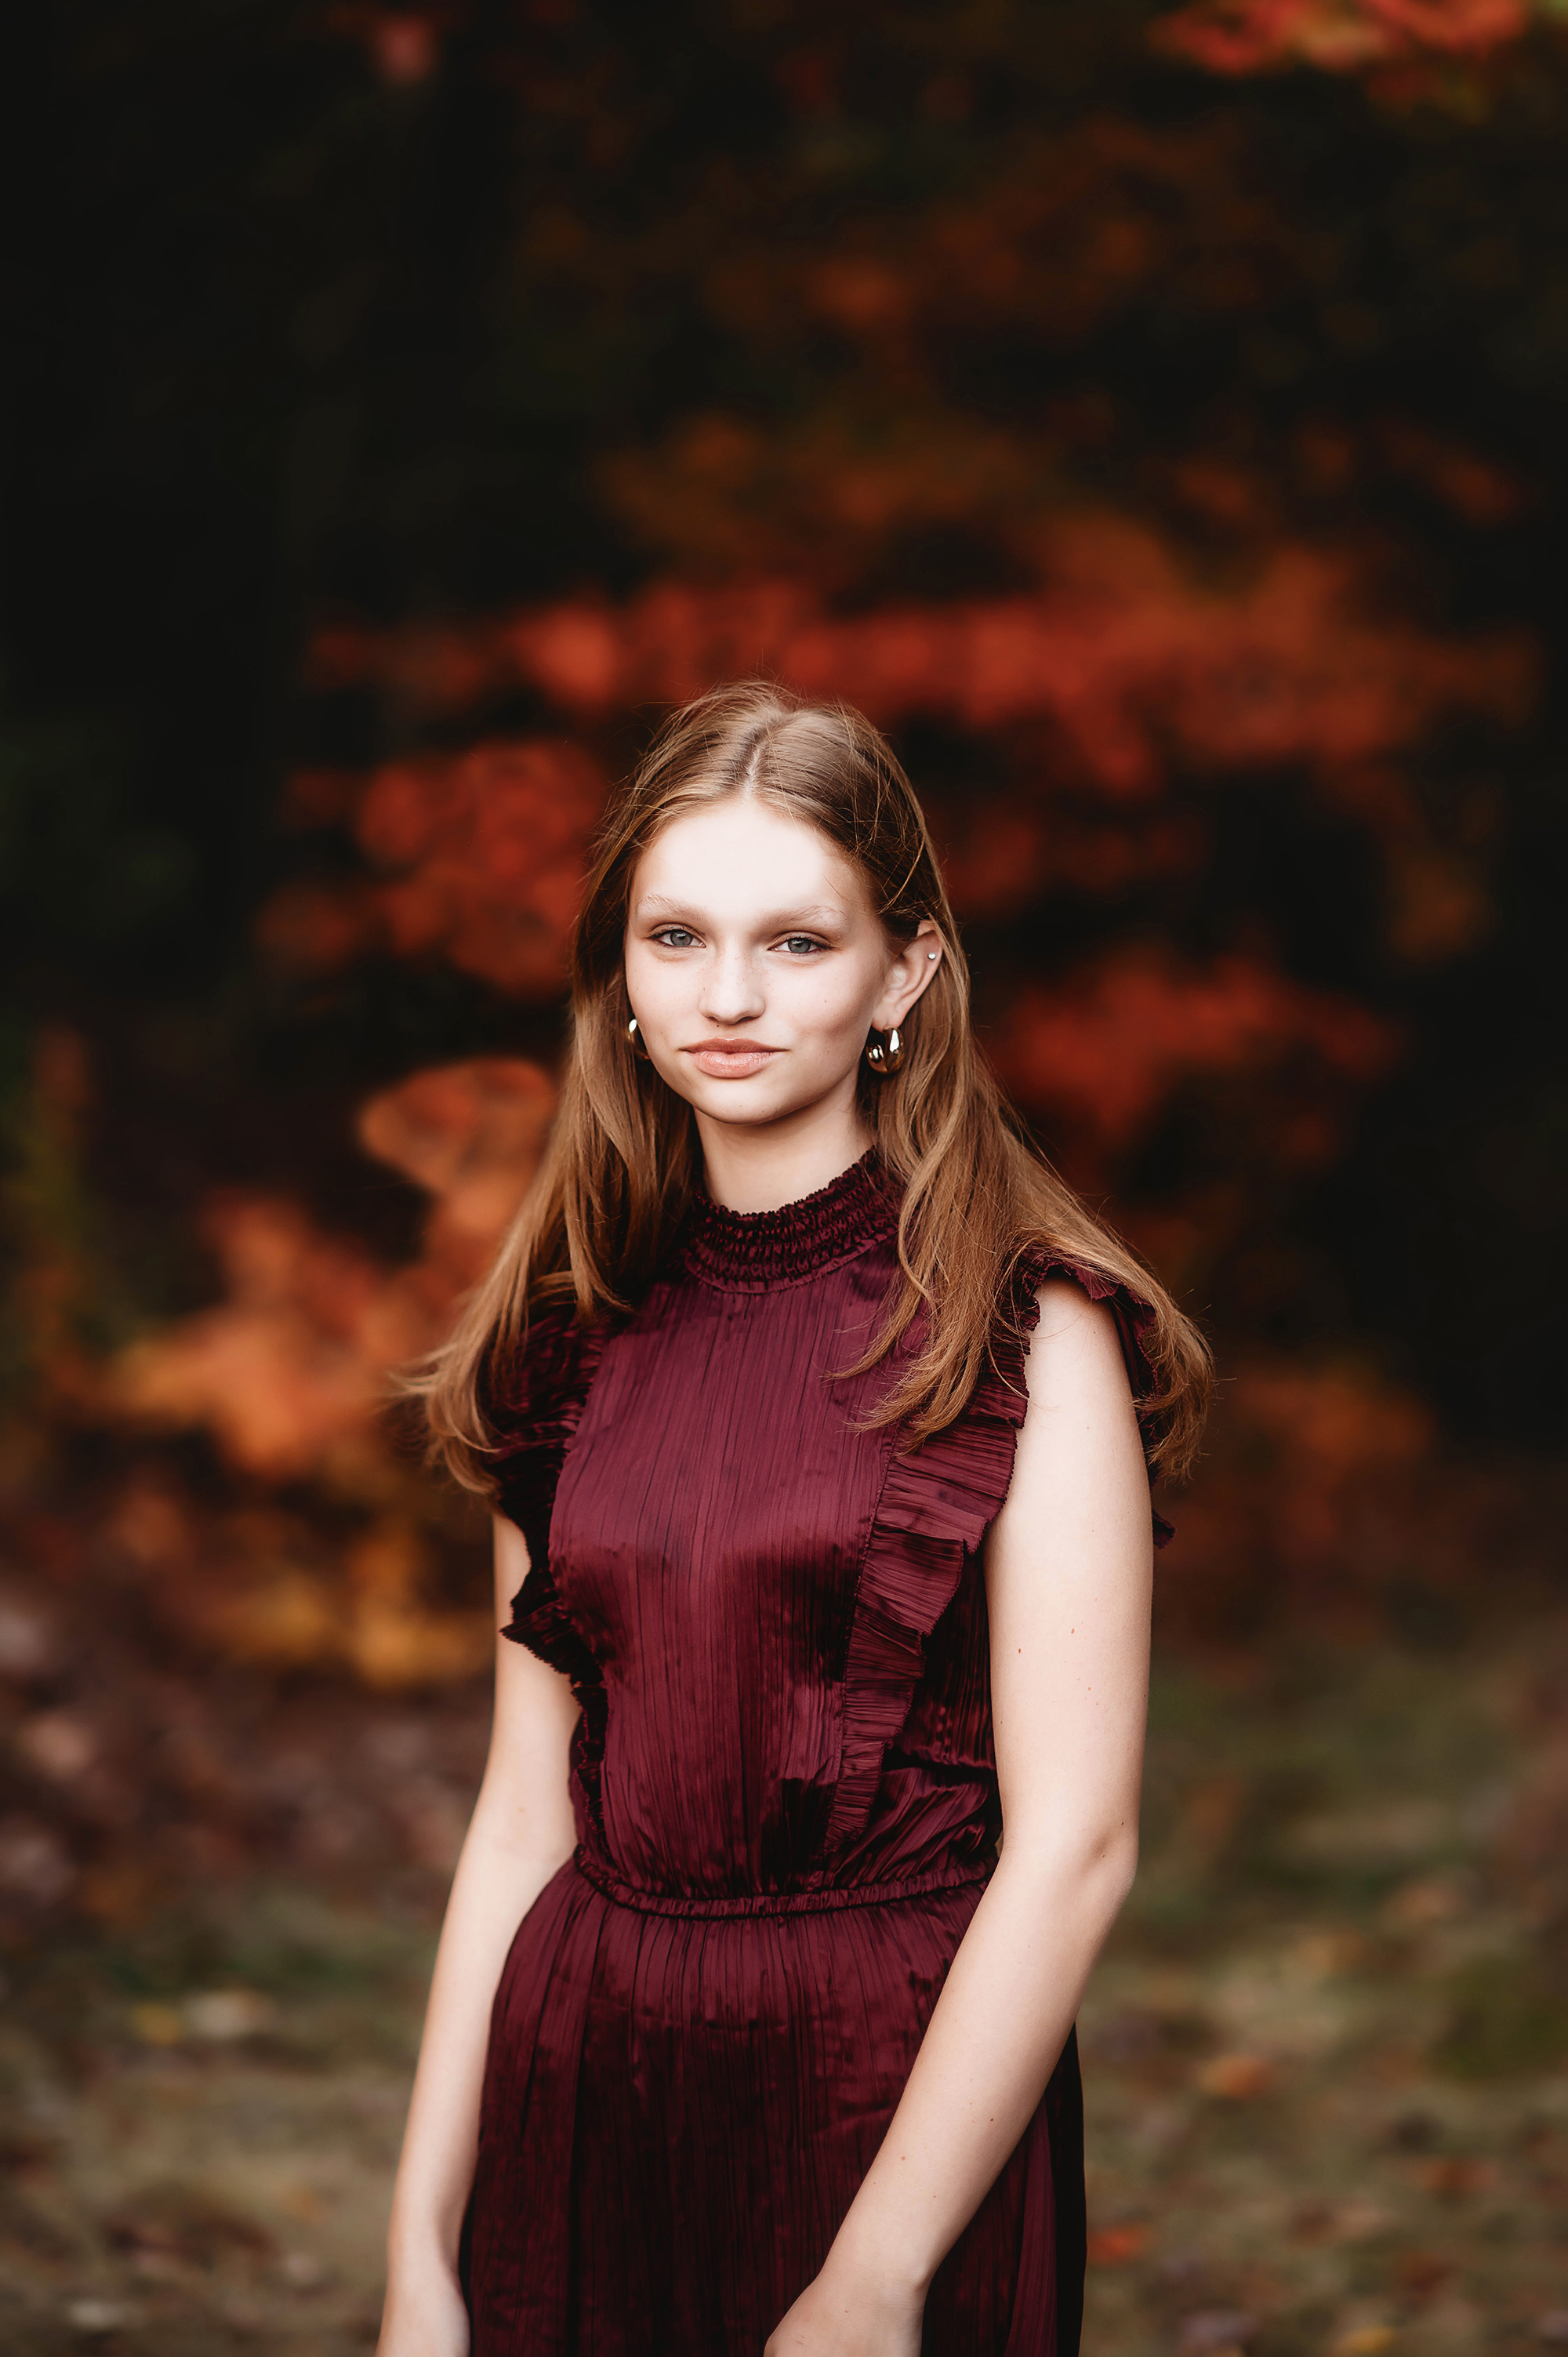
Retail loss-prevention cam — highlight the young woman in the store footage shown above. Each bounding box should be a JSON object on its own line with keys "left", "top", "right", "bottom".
{"left": 378, "top": 681, "right": 1210, "bottom": 2357}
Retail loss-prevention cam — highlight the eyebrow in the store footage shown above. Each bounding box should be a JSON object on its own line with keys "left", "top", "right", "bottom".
{"left": 634, "top": 897, "right": 844, "bottom": 928}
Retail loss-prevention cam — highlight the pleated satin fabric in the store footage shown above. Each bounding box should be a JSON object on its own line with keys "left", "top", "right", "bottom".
{"left": 469, "top": 1153, "right": 1163, "bottom": 2357}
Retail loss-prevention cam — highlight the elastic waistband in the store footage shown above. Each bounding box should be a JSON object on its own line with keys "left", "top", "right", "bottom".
{"left": 572, "top": 1848, "right": 990, "bottom": 1920}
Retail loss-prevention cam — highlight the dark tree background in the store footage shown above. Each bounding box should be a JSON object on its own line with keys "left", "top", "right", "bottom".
{"left": 2, "top": 11, "right": 1567, "bottom": 2349}
{"left": 0, "top": 0, "right": 1560, "bottom": 1710}
{"left": 4, "top": 2, "right": 1564, "bottom": 1471}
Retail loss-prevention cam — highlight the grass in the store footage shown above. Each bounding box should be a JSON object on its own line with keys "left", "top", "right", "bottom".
{"left": 1080, "top": 1627, "right": 1568, "bottom": 2355}
{"left": 2, "top": 1618, "right": 1566, "bottom": 2353}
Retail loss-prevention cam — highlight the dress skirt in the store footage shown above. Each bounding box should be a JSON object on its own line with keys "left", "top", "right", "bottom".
{"left": 467, "top": 1856, "right": 1085, "bottom": 2356}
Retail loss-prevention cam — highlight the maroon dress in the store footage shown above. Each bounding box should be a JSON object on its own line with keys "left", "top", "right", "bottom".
{"left": 469, "top": 1153, "right": 1162, "bottom": 2357}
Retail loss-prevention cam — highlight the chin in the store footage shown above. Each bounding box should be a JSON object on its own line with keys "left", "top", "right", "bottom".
{"left": 694, "top": 1079, "right": 818, "bottom": 1124}
{"left": 691, "top": 1088, "right": 789, "bottom": 1122}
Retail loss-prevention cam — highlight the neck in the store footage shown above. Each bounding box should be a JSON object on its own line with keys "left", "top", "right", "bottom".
{"left": 694, "top": 1092, "right": 874, "bottom": 1215}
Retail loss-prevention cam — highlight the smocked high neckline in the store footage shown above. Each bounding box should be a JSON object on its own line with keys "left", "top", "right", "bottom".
{"left": 678, "top": 1150, "right": 899, "bottom": 1290}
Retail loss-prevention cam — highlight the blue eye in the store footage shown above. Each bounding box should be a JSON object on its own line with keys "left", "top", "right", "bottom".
{"left": 782, "top": 935, "right": 826, "bottom": 955}
{"left": 654, "top": 927, "right": 696, "bottom": 949}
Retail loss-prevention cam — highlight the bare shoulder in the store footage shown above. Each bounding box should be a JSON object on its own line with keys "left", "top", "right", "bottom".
{"left": 1025, "top": 1274, "right": 1132, "bottom": 1397}
{"left": 990, "top": 1273, "right": 1152, "bottom": 1596}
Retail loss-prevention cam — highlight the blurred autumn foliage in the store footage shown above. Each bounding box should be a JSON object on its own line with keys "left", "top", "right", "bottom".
{"left": 2, "top": 0, "right": 1566, "bottom": 1926}
{"left": 113, "top": 1058, "right": 554, "bottom": 1486}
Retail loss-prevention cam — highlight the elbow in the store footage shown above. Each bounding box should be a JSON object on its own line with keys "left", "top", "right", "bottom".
{"left": 1067, "top": 1821, "right": 1139, "bottom": 1921}
{"left": 1085, "top": 1820, "right": 1140, "bottom": 1917}
{"left": 1001, "top": 1818, "right": 1141, "bottom": 1922}
{"left": 1101, "top": 1825, "right": 1140, "bottom": 1913}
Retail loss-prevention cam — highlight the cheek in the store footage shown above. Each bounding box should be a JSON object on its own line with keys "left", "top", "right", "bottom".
{"left": 623, "top": 942, "right": 684, "bottom": 1012}
{"left": 785, "top": 958, "right": 881, "bottom": 1037}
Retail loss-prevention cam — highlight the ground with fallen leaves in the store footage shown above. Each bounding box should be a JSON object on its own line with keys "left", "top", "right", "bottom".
{"left": 2, "top": 1616, "right": 1566, "bottom": 2355}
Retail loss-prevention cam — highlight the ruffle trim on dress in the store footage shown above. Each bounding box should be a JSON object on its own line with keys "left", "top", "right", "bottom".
{"left": 486, "top": 1306, "right": 610, "bottom": 1776}
{"left": 823, "top": 1249, "right": 1171, "bottom": 1862}
{"left": 488, "top": 1304, "right": 615, "bottom": 1846}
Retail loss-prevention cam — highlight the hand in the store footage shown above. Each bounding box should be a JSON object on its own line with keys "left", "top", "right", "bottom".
{"left": 764, "top": 2252, "right": 925, "bottom": 2357}
{"left": 376, "top": 2255, "right": 470, "bottom": 2357}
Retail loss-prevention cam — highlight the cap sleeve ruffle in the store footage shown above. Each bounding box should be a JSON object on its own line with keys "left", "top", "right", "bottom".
{"left": 823, "top": 1250, "right": 1169, "bottom": 1865}
{"left": 485, "top": 1302, "right": 607, "bottom": 1691}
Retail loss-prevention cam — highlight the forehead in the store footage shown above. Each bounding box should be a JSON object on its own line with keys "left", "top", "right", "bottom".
{"left": 631, "top": 797, "right": 867, "bottom": 911}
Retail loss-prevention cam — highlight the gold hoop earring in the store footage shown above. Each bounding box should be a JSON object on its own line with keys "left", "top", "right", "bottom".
{"left": 864, "top": 1026, "right": 905, "bottom": 1077}
{"left": 627, "top": 1016, "right": 652, "bottom": 1063}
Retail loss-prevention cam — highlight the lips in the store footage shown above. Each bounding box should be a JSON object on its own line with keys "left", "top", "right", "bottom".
{"left": 685, "top": 1039, "right": 780, "bottom": 1080}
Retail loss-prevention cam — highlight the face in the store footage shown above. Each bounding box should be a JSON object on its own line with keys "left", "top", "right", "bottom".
{"left": 622, "top": 797, "right": 941, "bottom": 1138}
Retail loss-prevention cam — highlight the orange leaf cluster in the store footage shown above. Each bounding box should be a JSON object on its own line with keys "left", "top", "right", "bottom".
{"left": 260, "top": 739, "right": 605, "bottom": 996}
{"left": 1233, "top": 1358, "right": 1435, "bottom": 1483}
{"left": 597, "top": 409, "right": 1057, "bottom": 583}
{"left": 1153, "top": 0, "right": 1531, "bottom": 75}
{"left": 988, "top": 950, "right": 1399, "bottom": 1150}
{"left": 698, "top": 120, "right": 1308, "bottom": 362}
{"left": 310, "top": 526, "right": 1533, "bottom": 802}
{"left": 111, "top": 1059, "right": 554, "bottom": 1482}
{"left": 356, "top": 1055, "right": 556, "bottom": 1289}
{"left": 1086, "top": 2222, "right": 1153, "bottom": 2265}
{"left": 325, "top": 5, "right": 445, "bottom": 85}
{"left": 1157, "top": 1353, "right": 1448, "bottom": 1643}
{"left": 937, "top": 804, "right": 1205, "bottom": 921}
{"left": 111, "top": 1196, "right": 429, "bottom": 1484}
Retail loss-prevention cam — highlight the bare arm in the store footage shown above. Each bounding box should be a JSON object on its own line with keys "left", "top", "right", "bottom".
{"left": 377, "top": 1518, "right": 579, "bottom": 2357}
{"left": 768, "top": 1277, "right": 1153, "bottom": 2355}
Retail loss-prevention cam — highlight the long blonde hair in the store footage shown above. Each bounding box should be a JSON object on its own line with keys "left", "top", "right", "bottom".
{"left": 418, "top": 680, "right": 1211, "bottom": 1488}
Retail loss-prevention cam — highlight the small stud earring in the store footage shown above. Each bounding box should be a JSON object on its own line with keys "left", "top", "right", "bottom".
{"left": 927, "top": 950, "right": 938, "bottom": 959}
{"left": 627, "top": 1016, "right": 652, "bottom": 1062}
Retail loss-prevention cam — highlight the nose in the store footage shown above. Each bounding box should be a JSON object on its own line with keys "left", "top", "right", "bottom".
{"left": 698, "top": 941, "right": 766, "bottom": 1028}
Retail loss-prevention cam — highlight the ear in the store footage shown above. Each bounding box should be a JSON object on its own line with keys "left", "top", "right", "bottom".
{"left": 872, "top": 918, "right": 945, "bottom": 1032}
